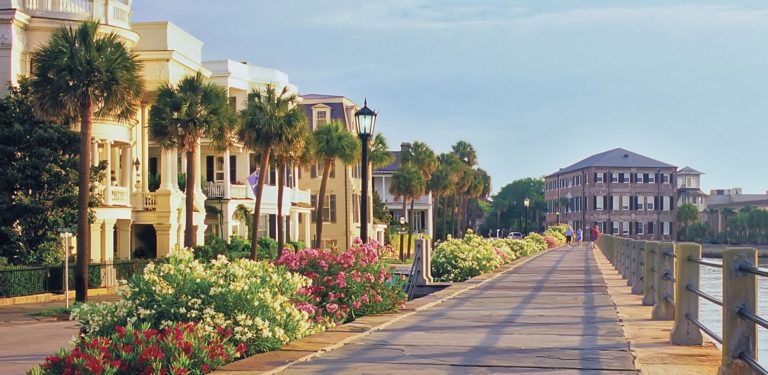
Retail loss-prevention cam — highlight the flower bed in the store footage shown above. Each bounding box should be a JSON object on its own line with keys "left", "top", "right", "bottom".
{"left": 29, "top": 322, "right": 245, "bottom": 375}
{"left": 275, "top": 239, "right": 406, "bottom": 323}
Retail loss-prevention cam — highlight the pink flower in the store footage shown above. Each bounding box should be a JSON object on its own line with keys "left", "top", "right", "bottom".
{"left": 326, "top": 303, "right": 339, "bottom": 313}
{"left": 352, "top": 301, "right": 362, "bottom": 309}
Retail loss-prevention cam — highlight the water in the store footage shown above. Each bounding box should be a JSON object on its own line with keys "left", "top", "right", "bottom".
{"left": 699, "top": 259, "right": 768, "bottom": 365}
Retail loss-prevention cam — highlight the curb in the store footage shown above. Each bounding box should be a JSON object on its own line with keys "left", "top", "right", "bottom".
{"left": 214, "top": 247, "right": 555, "bottom": 374}
{"left": 0, "top": 287, "right": 116, "bottom": 306}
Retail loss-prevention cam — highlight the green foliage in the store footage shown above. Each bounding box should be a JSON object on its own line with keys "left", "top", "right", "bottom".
{"left": 177, "top": 172, "right": 186, "bottom": 192}
{"left": 257, "top": 236, "right": 279, "bottom": 261}
{"left": 193, "top": 235, "right": 253, "bottom": 262}
{"left": 387, "top": 232, "right": 431, "bottom": 257}
{"left": 432, "top": 231, "right": 503, "bottom": 282}
{"left": 373, "top": 190, "right": 392, "bottom": 225}
{"left": 148, "top": 173, "right": 161, "bottom": 192}
{"left": 483, "top": 177, "right": 546, "bottom": 235}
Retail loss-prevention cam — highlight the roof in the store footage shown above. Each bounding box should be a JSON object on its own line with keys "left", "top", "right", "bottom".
{"left": 300, "top": 94, "right": 344, "bottom": 100}
{"left": 678, "top": 166, "right": 704, "bottom": 175}
{"left": 548, "top": 148, "right": 676, "bottom": 176}
{"left": 374, "top": 151, "right": 401, "bottom": 173}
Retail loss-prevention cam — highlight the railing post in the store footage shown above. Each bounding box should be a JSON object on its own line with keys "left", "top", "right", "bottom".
{"left": 670, "top": 243, "right": 703, "bottom": 345}
{"left": 619, "top": 238, "right": 628, "bottom": 279}
{"left": 627, "top": 240, "right": 636, "bottom": 286}
{"left": 414, "top": 239, "right": 433, "bottom": 285}
{"left": 632, "top": 241, "right": 644, "bottom": 294}
{"left": 652, "top": 242, "right": 675, "bottom": 320}
{"left": 718, "top": 247, "right": 757, "bottom": 375}
{"left": 642, "top": 241, "right": 656, "bottom": 305}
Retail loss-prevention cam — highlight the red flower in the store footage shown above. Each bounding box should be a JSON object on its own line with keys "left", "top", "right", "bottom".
{"left": 236, "top": 343, "right": 248, "bottom": 356}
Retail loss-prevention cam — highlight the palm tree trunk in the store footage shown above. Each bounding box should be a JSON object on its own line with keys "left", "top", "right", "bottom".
{"left": 75, "top": 103, "right": 93, "bottom": 303}
{"left": 432, "top": 192, "right": 440, "bottom": 244}
{"left": 450, "top": 194, "right": 458, "bottom": 238}
{"left": 250, "top": 145, "right": 271, "bottom": 259}
{"left": 315, "top": 159, "right": 333, "bottom": 249}
{"left": 441, "top": 195, "right": 449, "bottom": 240}
{"left": 407, "top": 197, "right": 415, "bottom": 258}
{"left": 277, "top": 159, "right": 286, "bottom": 253}
{"left": 184, "top": 147, "right": 197, "bottom": 248}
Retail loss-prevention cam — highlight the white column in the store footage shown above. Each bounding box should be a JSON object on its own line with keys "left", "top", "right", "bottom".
{"left": 171, "top": 149, "right": 179, "bottom": 191}
{"left": 195, "top": 143, "right": 204, "bottom": 197}
{"left": 291, "top": 211, "right": 299, "bottom": 242}
{"left": 304, "top": 212, "right": 311, "bottom": 245}
{"left": 427, "top": 191, "right": 434, "bottom": 237}
{"left": 91, "top": 140, "right": 99, "bottom": 167}
{"left": 181, "top": 151, "right": 187, "bottom": 183}
{"left": 104, "top": 141, "right": 112, "bottom": 205}
{"left": 141, "top": 104, "right": 149, "bottom": 193}
{"left": 223, "top": 149, "right": 231, "bottom": 199}
{"left": 160, "top": 149, "right": 175, "bottom": 189}
{"left": 121, "top": 146, "right": 131, "bottom": 188}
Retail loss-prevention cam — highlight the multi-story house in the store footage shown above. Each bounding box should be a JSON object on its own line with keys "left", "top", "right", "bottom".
{"left": 0, "top": 1, "right": 310, "bottom": 264}
{"left": 298, "top": 94, "right": 378, "bottom": 249}
{"left": 544, "top": 148, "right": 678, "bottom": 241}
{"left": 707, "top": 188, "right": 768, "bottom": 233}
{"left": 372, "top": 142, "right": 433, "bottom": 236}
{"left": 677, "top": 167, "right": 707, "bottom": 212}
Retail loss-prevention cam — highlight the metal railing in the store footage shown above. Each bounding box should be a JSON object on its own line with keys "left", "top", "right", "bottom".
{"left": 597, "top": 235, "right": 767, "bottom": 375}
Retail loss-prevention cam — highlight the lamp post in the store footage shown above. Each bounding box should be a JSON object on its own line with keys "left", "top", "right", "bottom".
{"left": 556, "top": 211, "right": 560, "bottom": 225}
{"left": 59, "top": 230, "right": 73, "bottom": 308}
{"left": 523, "top": 198, "right": 530, "bottom": 235}
{"left": 399, "top": 216, "right": 406, "bottom": 261}
{"left": 354, "top": 99, "right": 377, "bottom": 244}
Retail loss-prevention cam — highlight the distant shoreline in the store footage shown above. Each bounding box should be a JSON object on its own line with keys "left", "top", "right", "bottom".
{"left": 702, "top": 244, "right": 768, "bottom": 259}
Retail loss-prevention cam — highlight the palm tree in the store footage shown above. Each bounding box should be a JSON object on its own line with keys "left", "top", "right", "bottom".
{"left": 238, "top": 85, "right": 304, "bottom": 259}
{"left": 30, "top": 21, "right": 144, "bottom": 302}
{"left": 149, "top": 73, "right": 235, "bottom": 248}
{"left": 312, "top": 121, "right": 359, "bottom": 248}
{"left": 451, "top": 141, "right": 477, "bottom": 236}
{"left": 389, "top": 164, "right": 422, "bottom": 259}
{"left": 428, "top": 167, "right": 451, "bottom": 242}
{"left": 401, "top": 141, "right": 436, "bottom": 253}
{"left": 436, "top": 153, "right": 462, "bottom": 240}
{"left": 270, "top": 114, "right": 308, "bottom": 252}
{"left": 369, "top": 133, "right": 394, "bottom": 170}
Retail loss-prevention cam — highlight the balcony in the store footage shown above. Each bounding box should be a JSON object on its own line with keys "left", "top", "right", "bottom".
{"left": 380, "top": 193, "right": 431, "bottom": 206}
{"left": 142, "top": 192, "right": 157, "bottom": 211}
{"left": 292, "top": 188, "right": 311, "bottom": 204}
{"left": 97, "top": 185, "right": 131, "bottom": 206}
{"left": 16, "top": 0, "right": 132, "bottom": 29}
{"left": 204, "top": 182, "right": 251, "bottom": 199}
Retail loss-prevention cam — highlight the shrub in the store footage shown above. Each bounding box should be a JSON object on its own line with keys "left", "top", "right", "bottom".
{"left": 524, "top": 232, "right": 547, "bottom": 252}
{"left": 543, "top": 236, "right": 559, "bottom": 249}
{"left": 29, "top": 322, "right": 245, "bottom": 375}
{"left": 275, "top": 240, "right": 406, "bottom": 323}
{"left": 72, "top": 249, "right": 320, "bottom": 355}
{"left": 543, "top": 225, "right": 567, "bottom": 245}
{"left": 256, "top": 237, "right": 278, "bottom": 261}
{"left": 432, "top": 230, "right": 503, "bottom": 282}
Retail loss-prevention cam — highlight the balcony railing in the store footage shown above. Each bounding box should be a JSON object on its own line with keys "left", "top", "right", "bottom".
{"left": 108, "top": 186, "right": 130, "bottom": 206}
{"left": 143, "top": 193, "right": 157, "bottom": 211}
{"left": 204, "top": 182, "right": 249, "bottom": 199}
{"left": 292, "top": 188, "right": 311, "bottom": 204}
{"left": 19, "top": 0, "right": 131, "bottom": 29}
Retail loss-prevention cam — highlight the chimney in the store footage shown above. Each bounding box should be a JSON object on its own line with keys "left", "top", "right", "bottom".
{"left": 400, "top": 142, "right": 411, "bottom": 153}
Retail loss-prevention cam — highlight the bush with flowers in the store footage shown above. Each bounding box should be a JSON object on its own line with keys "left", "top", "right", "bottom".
{"left": 72, "top": 249, "right": 321, "bottom": 355}
{"left": 28, "top": 322, "right": 245, "bottom": 375}
{"left": 523, "top": 232, "right": 548, "bottom": 252}
{"left": 275, "top": 239, "right": 406, "bottom": 323}
{"left": 432, "top": 230, "right": 503, "bottom": 282}
{"left": 543, "top": 225, "right": 567, "bottom": 245}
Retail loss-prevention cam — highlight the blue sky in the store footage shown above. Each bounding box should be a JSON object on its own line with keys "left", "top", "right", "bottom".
{"left": 133, "top": 1, "right": 768, "bottom": 194}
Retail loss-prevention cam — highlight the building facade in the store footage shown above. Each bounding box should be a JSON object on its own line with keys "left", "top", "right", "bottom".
{"left": 298, "top": 94, "right": 377, "bottom": 250}
{"left": 545, "top": 148, "right": 678, "bottom": 241}
{"left": 373, "top": 142, "right": 434, "bottom": 237}
{"left": 676, "top": 167, "right": 707, "bottom": 212}
{"left": 0, "top": 1, "right": 310, "bottom": 263}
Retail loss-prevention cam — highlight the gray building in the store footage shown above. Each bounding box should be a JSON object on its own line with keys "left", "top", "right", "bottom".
{"left": 545, "top": 148, "right": 678, "bottom": 241}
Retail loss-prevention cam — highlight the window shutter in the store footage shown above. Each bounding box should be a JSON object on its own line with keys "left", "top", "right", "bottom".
{"left": 655, "top": 196, "right": 660, "bottom": 211}
{"left": 670, "top": 196, "right": 675, "bottom": 210}
{"left": 630, "top": 173, "right": 634, "bottom": 183}
{"left": 206, "top": 156, "right": 214, "bottom": 182}
{"left": 643, "top": 173, "right": 648, "bottom": 183}
{"left": 608, "top": 195, "right": 613, "bottom": 210}
{"left": 230, "top": 155, "right": 237, "bottom": 184}
{"left": 655, "top": 173, "right": 660, "bottom": 184}
{"left": 648, "top": 222, "right": 654, "bottom": 235}
{"left": 330, "top": 194, "right": 337, "bottom": 223}
{"left": 330, "top": 163, "right": 335, "bottom": 178}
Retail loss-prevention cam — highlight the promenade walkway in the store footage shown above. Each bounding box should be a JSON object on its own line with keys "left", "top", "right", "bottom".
{"left": 280, "top": 245, "right": 637, "bottom": 374}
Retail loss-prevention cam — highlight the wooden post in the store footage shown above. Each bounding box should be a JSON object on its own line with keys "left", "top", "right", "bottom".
{"left": 627, "top": 240, "right": 636, "bottom": 285}
{"left": 718, "top": 247, "right": 758, "bottom": 375}
{"left": 643, "top": 241, "right": 657, "bottom": 306}
{"left": 414, "top": 239, "right": 433, "bottom": 285}
{"left": 632, "top": 241, "right": 644, "bottom": 294}
{"left": 670, "top": 243, "right": 703, "bottom": 345}
{"left": 619, "top": 238, "right": 627, "bottom": 279}
{"left": 652, "top": 241, "right": 675, "bottom": 320}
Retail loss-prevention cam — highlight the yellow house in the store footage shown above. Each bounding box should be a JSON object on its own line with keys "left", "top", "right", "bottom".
{"left": 0, "top": 1, "right": 310, "bottom": 265}
{"left": 298, "top": 95, "right": 382, "bottom": 250}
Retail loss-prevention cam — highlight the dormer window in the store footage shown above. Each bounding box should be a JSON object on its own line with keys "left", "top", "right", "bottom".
{"left": 311, "top": 104, "right": 332, "bottom": 131}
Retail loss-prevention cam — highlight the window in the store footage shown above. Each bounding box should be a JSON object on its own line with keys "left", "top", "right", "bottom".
{"left": 612, "top": 222, "right": 620, "bottom": 235}
{"left": 662, "top": 196, "right": 671, "bottom": 211}
{"left": 637, "top": 196, "right": 644, "bottom": 210}
{"left": 611, "top": 173, "right": 618, "bottom": 183}
{"left": 621, "top": 196, "right": 630, "bottom": 210}
{"left": 230, "top": 155, "right": 236, "bottom": 184}
{"left": 636, "top": 173, "right": 644, "bottom": 184}
{"left": 636, "top": 222, "right": 644, "bottom": 235}
{"left": 662, "top": 173, "right": 671, "bottom": 184}
{"left": 352, "top": 194, "right": 359, "bottom": 223}
{"left": 619, "top": 173, "right": 629, "bottom": 183}
{"left": 311, "top": 194, "right": 337, "bottom": 223}
{"left": 622, "top": 222, "right": 630, "bottom": 236}
{"left": 596, "top": 221, "right": 605, "bottom": 234}
{"left": 648, "top": 173, "right": 656, "bottom": 183}
{"left": 646, "top": 196, "right": 655, "bottom": 211}
{"left": 647, "top": 222, "right": 655, "bottom": 235}
{"left": 595, "top": 173, "right": 604, "bottom": 183}
{"left": 215, "top": 156, "right": 225, "bottom": 181}
{"left": 594, "top": 196, "right": 603, "bottom": 211}
{"left": 662, "top": 221, "right": 670, "bottom": 236}
{"left": 612, "top": 196, "right": 620, "bottom": 211}
{"left": 316, "top": 111, "right": 328, "bottom": 127}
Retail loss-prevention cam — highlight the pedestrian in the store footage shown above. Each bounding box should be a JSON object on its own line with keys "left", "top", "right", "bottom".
{"left": 565, "top": 225, "right": 573, "bottom": 247}
{"left": 576, "top": 227, "right": 583, "bottom": 246}
{"left": 591, "top": 224, "right": 600, "bottom": 249}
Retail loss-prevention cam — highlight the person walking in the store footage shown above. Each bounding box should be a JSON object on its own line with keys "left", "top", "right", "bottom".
{"left": 591, "top": 224, "right": 600, "bottom": 249}
{"left": 565, "top": 225, "right": 573, "bottom": 247}
{"left": 576, "top": 227, "right": 583, "bottom": 246}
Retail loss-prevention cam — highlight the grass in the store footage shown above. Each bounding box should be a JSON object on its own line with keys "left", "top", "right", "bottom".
{"left": 29, "top": 305, "right": 75, "bottom": 318}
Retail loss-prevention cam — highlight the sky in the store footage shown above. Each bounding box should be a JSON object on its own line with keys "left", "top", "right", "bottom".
{"left": 133, "top": 1, "right": 768, "bottom": 195}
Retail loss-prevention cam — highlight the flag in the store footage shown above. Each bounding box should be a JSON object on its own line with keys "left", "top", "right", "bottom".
{"left": 247, "top": 171, "right": 259, "bottom": 195}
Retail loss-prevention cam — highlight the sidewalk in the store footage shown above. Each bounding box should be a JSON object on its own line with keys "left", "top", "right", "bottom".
{"left": 0, "top": 294, "right": 118, "bottom": 326}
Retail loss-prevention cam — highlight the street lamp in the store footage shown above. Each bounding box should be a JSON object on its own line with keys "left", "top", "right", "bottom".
{"left": 59, "top": 230, "right": 74, "bottom": 308}
{"left": 354, "top": 99, "right": 377, "bottom": 244}
{"left": 523, "top": 198, "right": 530, "bottom": 235}
{"left": 398, "top": 216, "right": 406, "bottom": 261}
{"left": 556, "top": 211, "right": 560, "bottom": 225}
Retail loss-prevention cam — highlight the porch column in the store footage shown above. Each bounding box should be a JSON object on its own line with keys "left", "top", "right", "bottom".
{"left": 223, "top": 149, "right": 231, "bottom": 199}
{"left": 304, "top": 212, "right": 311, "bottom": 246}
{"left": 171, "top": 149, "right": 179, "bottom": 191}
{"left": 90, "top": 221, "right": 103, "bottom": 263}
{"left": 155, "top": 223, "right": 177, "bottom": 258}
{"left": 116, "top": 220, "right": 132, "bottom": 260}
{"left": 427, "top": 192, "right": 434, "bottom": 237}
{"left": 141, "top": 104, "right": 149, "bottom": 193}
{"left": 291, "top": 211, "right": 299, "bottom": 242}
{"left": 195, "top": 143, "right": 204, "bottom": 197}
{"left": 102, "top": 219, "right": 116, "bottom": 262}
{"left": 121, "top": 146, "right": 131, "bottom": 188}
{"left": 104, "top": 141, "right": 113, "bottom": 205}
{"left": 91, "top": 140, "right": 99, "bottom": 167}
{"left": 160, "top": 148, "right": 175, "bottom": 189}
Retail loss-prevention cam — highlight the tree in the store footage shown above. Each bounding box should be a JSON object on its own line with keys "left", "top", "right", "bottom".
{"left": 389, "top": 164, "right": 423, "bottom": 259}
{"left": 237, "top": 85, "right": 304, "bottom": 259}
{"left": 30, "top": 21, "right": 144, "bottom": 302}
{"left": 435, "top": 153, "right": 462, "bottom": 240}
{"left": 270, "top": 113, "right": 308, "bottom": 252}
{"left": 428, "top": 166, "right": 451, "bottom": 242}
{"left": 149, "top": 73, "right": 235, "bottom": 248}
{"left": 372, "top": 190, "right": 391, "bottom": 225}
{"left": 451, "top": 141, "right": 477, "bottom": 236}
{"left": 312, "top": 121, "right": 359, "bottom": 248}
{"left": 369, "top": 133, "right": 394, "bottom": 170}
{"left": 400, "top": 141, "right": 436, "bottom": 254}
{"left": 676, "top": 203, "right": 699, "bottom": 241}
{"left": 484, "top": 177, "right": 545, "bottom": 235}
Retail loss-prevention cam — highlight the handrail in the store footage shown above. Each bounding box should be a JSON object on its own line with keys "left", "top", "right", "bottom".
{"left": 685, "top": 313, "right": 723, "bottom": 345}
{"left": 596, "top": 235, "right": 767, "bottom": 372}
